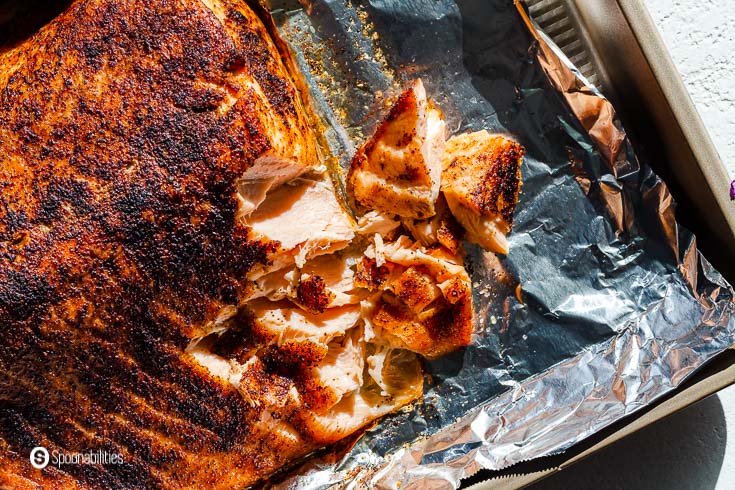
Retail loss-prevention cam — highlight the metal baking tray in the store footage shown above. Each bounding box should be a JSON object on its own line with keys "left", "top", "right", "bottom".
{"left": 1, "top": 1, "right": 732, "bottom": 488}
{"left": 467, "top": 0, "right": 735, "bottom": 487}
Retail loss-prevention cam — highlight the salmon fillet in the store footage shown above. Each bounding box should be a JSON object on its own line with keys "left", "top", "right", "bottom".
{"left": 0, "top": 0, "right": 417, "bottom": 488}
{"left": 0, "top": 0, "right": 522, "bottom": 484}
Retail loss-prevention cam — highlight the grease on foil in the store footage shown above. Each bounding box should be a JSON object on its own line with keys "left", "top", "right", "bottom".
{"left": 268, "top": 0, "right": 735, "bottom": 487}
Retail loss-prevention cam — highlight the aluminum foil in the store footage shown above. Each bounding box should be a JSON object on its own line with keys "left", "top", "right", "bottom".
{"left": 266, "top": 0, "right": 735, "bottom": 487}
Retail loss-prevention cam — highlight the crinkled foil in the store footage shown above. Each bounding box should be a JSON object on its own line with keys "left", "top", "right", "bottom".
{"left": 266, "top": 0, "right": 735, "bottom": 487}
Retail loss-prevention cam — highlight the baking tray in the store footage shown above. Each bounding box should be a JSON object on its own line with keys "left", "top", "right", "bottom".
{"left": 467, "top": 1, "right": 735, "bottom": 487}
{"left": 1, "top": 1, "right": 732, "bottom": 488}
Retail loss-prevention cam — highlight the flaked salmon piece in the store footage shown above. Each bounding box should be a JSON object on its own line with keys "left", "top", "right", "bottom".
{"left": 309, "top": 327, "right": 365, "bottom": 411}
{"left": 255, "top": 409, "right": 303, "bottom": 448}
{"left": 441, "top": 130, "right": 524, "bottom": 254}
{"left": 245, "top": 178, "right": 355, "bottom": 278}
{"left": 347, "top": 79, "right": 446, "bottom": 219}
{"left": 294, "top": 273, "right": 364, "bottom": 312}
{"left": 235, "top": 353, "right": 307, "bottom": 409}
{"left": 191, "top": 319, "right": 421, "bottom": 450}
{"left": 387, "top": 266, "right": 442, "bottom": 314}
{"left": 302, "top": 254, "right": 358, "bottom": 297}
{"left": 356, "top": 210, "right": 402, "bottom": 237}
{"left": 299, "top": 388, "right": 417, "bottom": 444}
{"left": 244, "top": 298, "right": 361, "bottom": 346}
{"left": 371, "top": 286, "right": 472, "bottom": 359}
{"left": 378, "top": 235, "right": 467, "bottom": 281}
{"left": 294, "top": 274, "right": 336, "bottom": 313}
{"left": 236, "top": 163, "right": 317, "bottom": 218}
{"left": 354, "top": 256, "right": 402, "bottom": 292}
{"left": 298, "top": 347, "right": 423, "bottom": 444}
{"left": 187, "top": 335, "right": 245, "bottom": 386}
{"left": 247, "top": 254, "right": 363, "bottom": 310}
{"left": 366, "top": 345, "right": 422, "bottom": 397}
{"left": 248, "top": 267, "right": 297, "bottom": 302}
{"left": 186, "top": 341, "right": 311, "bottom": 466}
{"left": 361, "top": 235, "right": 473, "bottom": 359}
{"left": 401, "top": 194, "right": 464, "bottom": 254}
{"left": 297, "top": 254, "right": 365, "bottom": 309}
{"left": 246, "top": 268, "right": 337, "bottom": 313}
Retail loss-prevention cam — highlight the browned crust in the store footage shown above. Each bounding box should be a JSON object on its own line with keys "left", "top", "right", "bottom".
{"left": 389, "top": 267, "right": 437, "bottom": 313}
{"left": 354, "top": 257, "right": 393, "bottom": 291}
{"left": 435, "top": 216, "right": 465, "bottom": 254}
{"left": 372, "top": 287, "right": 473, "bottom": 360}
{"left": 346, "top": 82, "right": 429, "bottom": 216}
{"left": 363, "top": 85, "right": 419, "bottom": 159}
{"left": 444, "top": 137, "right": 524, "bottom": 226}
{"left": 295, "top": 275, "right": 334, "bottom": 314}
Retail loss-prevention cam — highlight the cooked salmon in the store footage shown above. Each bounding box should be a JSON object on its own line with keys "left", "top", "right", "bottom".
{"left": 357, "top": 210, "right": 402, "bottom": 237}
{"left": 248, "top": 253, "right": 363, "bottom": 310}
{"left": 244, "top": 178, "right": 355, "bottom": 278}
{"left": 401, "top": 194, "right": 465, "bottom": 254}
{"left": 347, "top": 79, "right": 446, "bottom": 219}
{"left": 0, "top": 0, "right": 519, "bottom": 484}
{"left": 360, "top": 235, "right": 474, "bottom": 359}
{"left": 441, "top": 130, "right": 524, "bottom": 254}
{"left": 0, "top": 0, "right": 416, "bottom": 488}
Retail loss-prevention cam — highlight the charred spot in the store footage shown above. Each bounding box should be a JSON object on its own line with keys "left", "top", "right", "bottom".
{"left": 238, "top": 357, "right": 294, "bottom": 409}
{"left": 81, "top": 39, "right": 104, "bottom": 71}
{"left": 397, "top": 130, "right": 414, "bottom": 147}
{"left": 0, "top": 208, "right": 28, "bottom": 241}
{"left": 384, "top": 85, "right": 415, "bottom": 124}
{"left": 296, "top": 275, "right": 332, "bottom": 314}
{"left": 218, "top": 278, "right": 240, "bottom": 305}
{"left": 210, "top": 311, "right": 263, "bottom": 363}
{"left": 18, "top": 126, "right": 40, "bottom": 144}
{"left": 36, "top": 178, "right": 95, "bottom": 225}
{"left": 0, "top": 403, "right": 46, "bottom": 453}
{"left": 355, "top": 256, "right": 391, "bottom": 291}
{"left": 392, "top": 268, "right": 434, "bottom": 309}
{"left": 398, "top": 165, "right": 421, "bottom": 181}
{"left": 470, "top": 140, "right": 524, "bottom": 226}
{"left": 262, "top": 341, "right": 327, "bottom": 377}
{"left": 0, "top": 268, "right": 54, "bottom": 321}
{"left": 106, "top": 183, "right": 157, "bottom": 241}
{"left": 225, "top": 49, "right": 248, "bottom": 72}
{"left": 174, "top": 87, "right": 226, "bottom": 113}
{"left": 435, "top": 213, "right": 465, "bottom": 254}
{"left": 259, "top": 70, "right": 295, "bottom": 117}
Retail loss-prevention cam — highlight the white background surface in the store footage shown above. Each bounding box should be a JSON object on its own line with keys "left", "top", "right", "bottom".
{"left": 533, "top": 1, "right": 735, "bottom": 488}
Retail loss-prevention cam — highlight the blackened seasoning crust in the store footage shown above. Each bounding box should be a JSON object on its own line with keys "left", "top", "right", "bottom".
{"left": 0, "top": 0, "right": 322, "bottom": 487}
